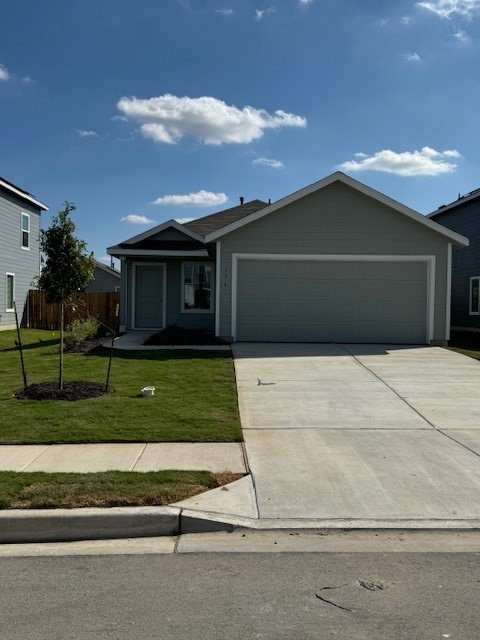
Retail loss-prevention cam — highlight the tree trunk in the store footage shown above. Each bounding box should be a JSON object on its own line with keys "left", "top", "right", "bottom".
{"left": 59, "top": 299, "right": 64, "bottom": 389}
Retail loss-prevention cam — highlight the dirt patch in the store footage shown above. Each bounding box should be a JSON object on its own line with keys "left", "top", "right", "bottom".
{"left": 16, "top": 381, "right": 108, "bottom": 401}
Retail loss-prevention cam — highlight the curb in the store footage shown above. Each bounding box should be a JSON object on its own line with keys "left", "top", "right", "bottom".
{"left": 0, "top": 507, "right": 181, "bottom": 544}
{"left": 1, "top": 507, "right": 480, "bottom": 543}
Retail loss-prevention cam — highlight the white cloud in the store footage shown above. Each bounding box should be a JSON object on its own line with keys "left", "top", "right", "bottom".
{"left": 117, "top": 94, "right": 306, "bottom": 146}
{"left": 403, "top": 51, "right": 421, "bottom": 61}
{"left": 299, "top": 0, "right": 313, "bottom": 4}
{"left": 0, "top": 64, "right": 10, "bottom": 81}
{"left": 22, "top": 76, "right": 34, "bottom": 84}
{"left": 452, "top": 28, "right": 469, "bottom": 40}
{"left": 338, "top": 147, "right": 461, "bottom": 177}
{"left": 255, "top": 7, "right": 276, "bottom": 21}
{"left": 152, "top": 190, "right": 228, "bottom": 207}
{"left": 121, "top": 214, "right": 155, "bottom": 224}
{"left": 400, "top": 15, "right": 412, "bottom": 24}
{"left": 175, "top": 217, "right": 197, "bottom": 224}
{"left": 111, "top": 115, "right": 128, "bottom": 122}
{"left": 216, "top": 8, "right": 234, "bottom": 15}
{"left": 75, "top": 129, "right": 98, "bottom": 138}
{"left": 253, "top": 156, "right": 284, "bottom": 169}
{"left": 416, "top": 0, "right": 480, "bottom": 19}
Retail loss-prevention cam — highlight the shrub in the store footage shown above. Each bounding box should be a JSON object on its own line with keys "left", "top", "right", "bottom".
{"left": 64, "top": 316, "right": 101, "bottom": 350}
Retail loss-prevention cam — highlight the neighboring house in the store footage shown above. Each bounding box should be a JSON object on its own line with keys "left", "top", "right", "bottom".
{"left": 85, "top": 260, "right": 121, "bottom": 293}
{"left": 107, "top": 172, "right": 468, "bottom": 345}
{"left": 428, "top": 188, "right": 480, "bottom": 332}
{"left": 0, "top": 177, "right": 48, "bottom": 329}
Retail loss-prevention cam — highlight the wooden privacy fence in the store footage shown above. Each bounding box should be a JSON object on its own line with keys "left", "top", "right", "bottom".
{"left": 28, "top": 290, "right": 120, "bottom": 331}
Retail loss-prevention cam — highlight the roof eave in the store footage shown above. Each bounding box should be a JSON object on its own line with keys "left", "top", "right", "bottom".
{"left": 0, "top": 179, "right": 49, "bottom": 211}
{"left": 120, "top": 219, "right": 204, "bottom": 245}
{"left": 204, "top": 171, "right": 469, "bottom": 247}
{"left": 107, "top": 247, "right": 209, "bottom": 258}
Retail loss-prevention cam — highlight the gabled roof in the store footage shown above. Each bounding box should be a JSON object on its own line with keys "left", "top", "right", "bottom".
{"left": 114, "top": 219, "right": 204, "bottom": 245}
{"left": 0, "top": 176, "right": 48, "bottom": 211}
{"left": 427, "top": 187, "right": 480, "bottom": 219}
{"left": 107, "top": 219, "right": 210, "bottom": 257}
{"left": 94, "top": 259, "right": 121, "bottom": 278}
{"left": 203, "top": 171, "right": 469, "bottom": 247}
{"left": 184, "top": 199, "right": 268, "bottom": 237}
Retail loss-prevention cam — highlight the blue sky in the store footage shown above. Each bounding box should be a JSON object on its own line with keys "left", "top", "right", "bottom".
{"left": 1, "top": 0, "right": 480, "bottom": 266}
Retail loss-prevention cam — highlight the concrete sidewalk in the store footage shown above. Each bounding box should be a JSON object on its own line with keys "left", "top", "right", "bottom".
{"left": 0, "top": 443, "right": 246, "bottom": 474}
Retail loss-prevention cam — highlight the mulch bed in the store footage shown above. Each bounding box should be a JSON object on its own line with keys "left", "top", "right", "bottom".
{"left": 16, "top": 381, "right": 108, "bottom": 401}
{"left": 144, "top": 326, "right": 227, "bottom": 346}
{"left": 66, "top": 338, "right": 110, "bottom": 353}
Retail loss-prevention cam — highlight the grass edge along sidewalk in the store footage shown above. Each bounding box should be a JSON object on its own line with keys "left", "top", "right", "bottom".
{"left": 0, "top": 470, "right": 242, "bottom": 509}
{"left": 0, "top": 329, "right": 242, "bottom": 444}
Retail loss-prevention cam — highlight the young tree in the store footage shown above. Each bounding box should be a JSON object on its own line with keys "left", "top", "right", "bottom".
{"left": 39, "top": 202, "right": 95, "bottom": 388}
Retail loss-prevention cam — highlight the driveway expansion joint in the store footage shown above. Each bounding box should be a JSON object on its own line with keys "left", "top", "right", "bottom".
{"left": 337, "top": 344, "right": 480, "bottom": 460}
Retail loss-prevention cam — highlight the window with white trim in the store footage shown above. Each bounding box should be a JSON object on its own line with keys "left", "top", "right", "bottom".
{"left": 21, "top": 212, "right": 30, "bottom": 249}
{"left": 470, "top": 276, "right": 480, "bottom": 315}
{"left": 182, "top": 262, "right": 213, "bottom": 312}
{"left": 6, "top": 273, "right": 14, "bottom": 311}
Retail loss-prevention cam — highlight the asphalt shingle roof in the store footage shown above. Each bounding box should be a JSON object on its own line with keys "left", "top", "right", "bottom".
{"left": 184, "top": 199, "right": 269, "bottom": 238}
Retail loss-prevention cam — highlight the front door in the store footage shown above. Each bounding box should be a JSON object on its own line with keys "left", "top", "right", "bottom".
{"left": 134, "top": 265, "right": 164, "bottom": 329}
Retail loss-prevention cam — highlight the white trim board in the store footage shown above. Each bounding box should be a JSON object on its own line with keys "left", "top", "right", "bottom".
{"left": 230, "top": 253, "right": 436, "bottom": 343}
{"left": 205, "top": 172, "right": 469, "bottom": 247}
{"left": 446, "top": 244, "right": 452, "bottom": 340}
{"left": 215, "top": 241, "right": 221, "bottom": 336}
{"left": 0, "top": 179, "right": 48, "bottom": 211}
{"left": 107, "top": 249, "right": 209, "bottom": 258}
{"left": 131, "top": 262, "right": 167, "bottom": 330}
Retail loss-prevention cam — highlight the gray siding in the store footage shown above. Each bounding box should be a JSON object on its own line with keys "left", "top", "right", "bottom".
{"left": 122, "top": 258, "right": 214, "bottom": 332}
{"left": 85, "top": 266, "right": 121, "bottom": 293}
{"left": 218, "top": 182, "right": 450, "bottom": 342}
{"left": 0, "top": 189, "right": 41, "bottom": 328}
{"left": 430, "top": 199, "right": 480, "bottom": 330}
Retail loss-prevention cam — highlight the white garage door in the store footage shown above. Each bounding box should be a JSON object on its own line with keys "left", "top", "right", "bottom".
{"left": 236, "top": 259, "right": 428, "bottom": 343}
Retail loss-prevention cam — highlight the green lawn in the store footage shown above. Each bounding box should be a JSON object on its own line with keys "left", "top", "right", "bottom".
{"left": 0, "top": 470, "right": 241, "bottom": 509}
{"left": 0, "top": 329, "right": 242, "bottom": 444}
{"left": 447, "top": 330, "right": 480, "bottom": 362}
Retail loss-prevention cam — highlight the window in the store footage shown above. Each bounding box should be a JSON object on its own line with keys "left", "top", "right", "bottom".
{"left": 470, "top": 277, "right": 480, "bottom": 315}
{"left": 21, "top": 212, "right": 30, "bottom": 249}
{"left": 182, "top": 263, "right": 213, "bottom": 312}
{"left": 6, "top": 273, "right": 14, "bottom": 311}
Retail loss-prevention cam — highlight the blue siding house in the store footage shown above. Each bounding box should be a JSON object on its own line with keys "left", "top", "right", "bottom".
{"left": 0, "top": 177, "right": 48, "bottom": 329}
{"left": 428, "top": 188, "right": 480, "bottom": 332}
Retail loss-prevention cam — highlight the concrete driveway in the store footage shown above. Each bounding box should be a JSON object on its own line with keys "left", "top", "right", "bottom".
{"left": 233, "top": 343, "right": 480, "bottom": 521}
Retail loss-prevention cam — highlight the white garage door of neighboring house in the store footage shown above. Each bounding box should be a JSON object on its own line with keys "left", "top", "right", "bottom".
{"left": 235, "top": 258, "right": 429, "bottom": 344}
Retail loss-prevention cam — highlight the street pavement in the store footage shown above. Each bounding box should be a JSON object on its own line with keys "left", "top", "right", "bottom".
{"left": 234, "top": 343, "right": 480, "bottom": 521}
{"left": 0, "top": 535, "right": 478, "bottom": 640}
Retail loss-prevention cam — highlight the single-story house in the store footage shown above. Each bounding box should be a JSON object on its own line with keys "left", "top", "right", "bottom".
{"left": 85, "top": 260, "right": 121, "bottom": 293}
{"left": 427, "top": 188, "right": 480, "bottom": 332}
{"left": 107, "top": 172, "right": 468, "bottom": 344}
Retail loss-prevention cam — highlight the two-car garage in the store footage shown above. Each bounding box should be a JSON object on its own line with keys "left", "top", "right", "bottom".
{"left": 234, "top": 256, "right": 431, "bottom": 344}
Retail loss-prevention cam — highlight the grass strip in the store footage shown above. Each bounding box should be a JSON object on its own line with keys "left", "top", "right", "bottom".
{"left": 0, "top": 470, "right": 242, "bottom": 509}
{"left": 446, "top": 330, "right": 480, "bottom": 362}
